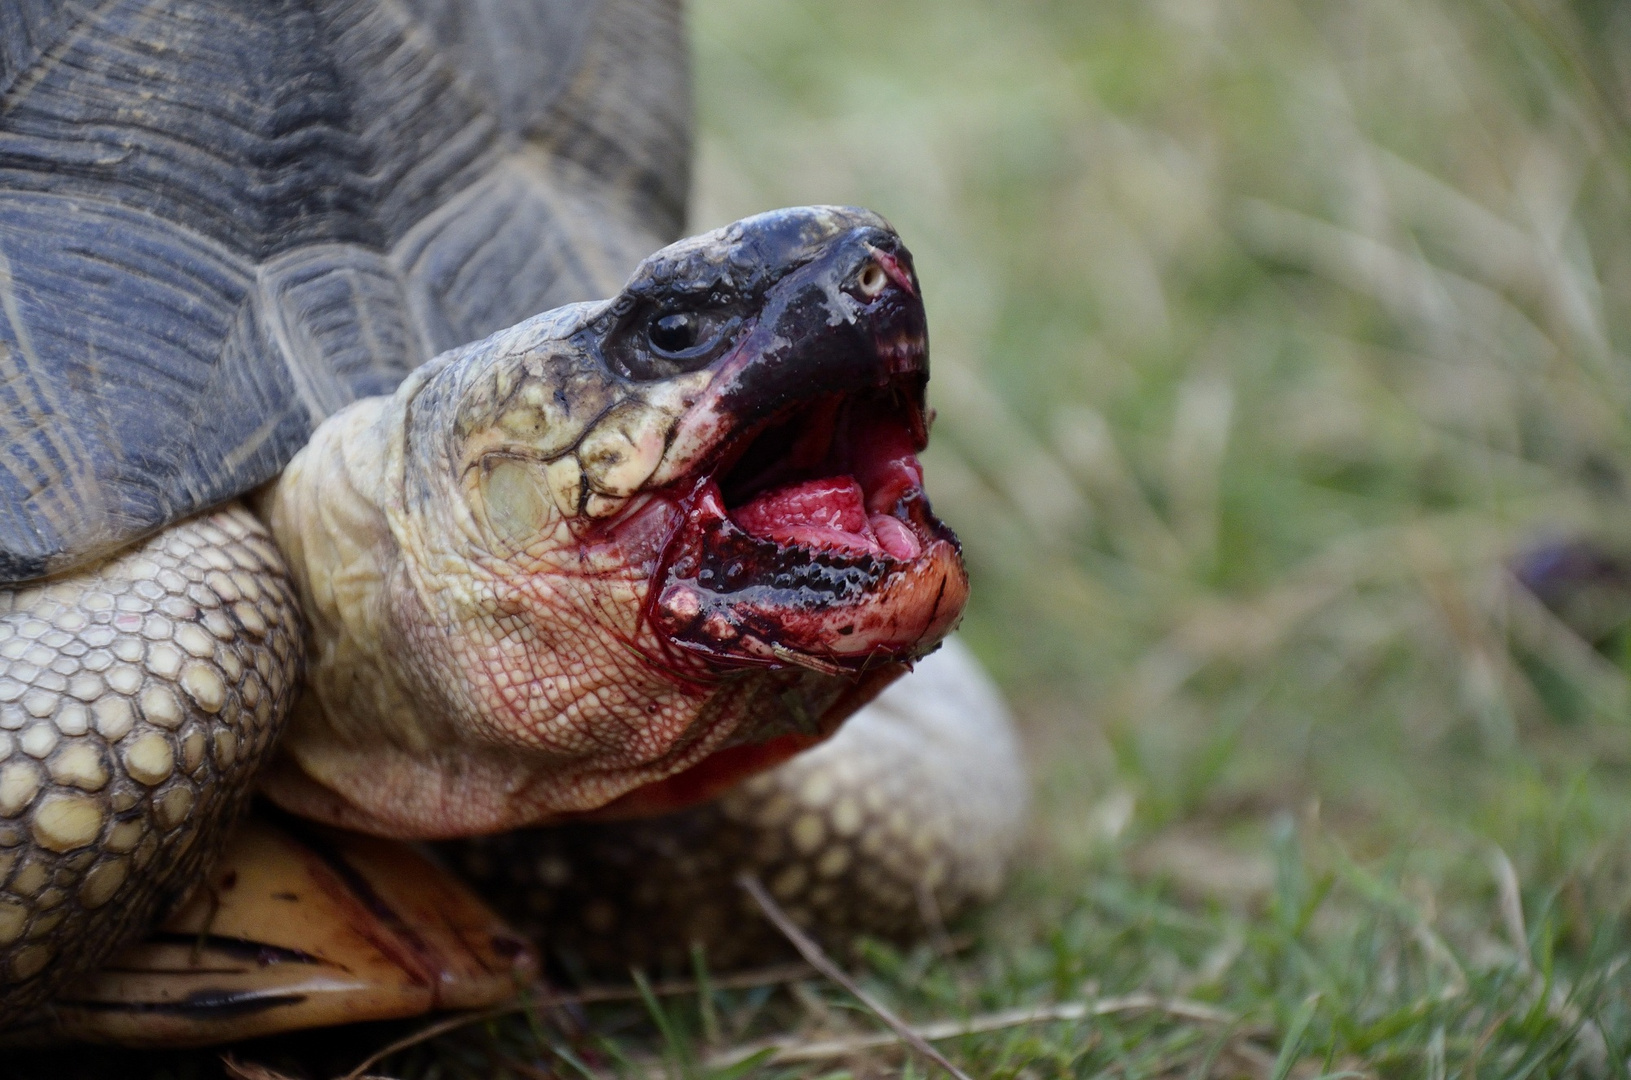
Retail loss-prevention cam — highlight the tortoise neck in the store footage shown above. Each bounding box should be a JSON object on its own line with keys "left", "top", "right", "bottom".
{"left": 261, "top": 390, "right": 430, "bottom": 754}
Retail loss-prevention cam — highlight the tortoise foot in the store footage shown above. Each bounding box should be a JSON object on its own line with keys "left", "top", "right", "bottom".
{"left": 33, "top": 812, "right": 537, "bottom": 1047}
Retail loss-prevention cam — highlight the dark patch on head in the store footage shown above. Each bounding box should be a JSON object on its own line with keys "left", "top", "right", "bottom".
{"left": 582, "top": 207, "right": 918, "bottom": 392}
{"left": 711, "top": 233, "right": 927, "bottom": 427}
{"left": 626, "top": 206, "right": 894, "bottom": 302}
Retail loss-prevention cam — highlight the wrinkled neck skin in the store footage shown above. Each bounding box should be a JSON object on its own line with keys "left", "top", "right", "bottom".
{"left": 259, "top": 207, "right": 966, "bottom": 839}
{"left": 261, "top": 313, "right": 875, "bottom": 839}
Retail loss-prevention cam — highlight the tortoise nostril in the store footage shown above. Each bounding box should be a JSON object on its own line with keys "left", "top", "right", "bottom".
{"left": 856, "top": 263, "right": 888, "bottom": 299}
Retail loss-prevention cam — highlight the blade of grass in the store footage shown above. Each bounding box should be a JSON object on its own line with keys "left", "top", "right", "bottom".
{"left": 739, "top": 872, "right": 977, "bottom": 1080}
{"left": 333, "top": 965, "right": 814, "bottom": 1080}
{"left": 1270, "top": 995, "right": 1321, "bottom": 1080}
{"left": 691, "top": 944, "right": 722, "bottom": 1047}
{"left": 634, "top": 968, "right": 693, "bottom": 1078}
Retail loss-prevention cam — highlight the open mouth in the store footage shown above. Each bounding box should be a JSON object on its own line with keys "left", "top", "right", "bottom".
{"left": 722, "top": 387, "right": 930, "bottom": 562}
{"left": 647, "top": 337, "right": 967, "bottom": 677}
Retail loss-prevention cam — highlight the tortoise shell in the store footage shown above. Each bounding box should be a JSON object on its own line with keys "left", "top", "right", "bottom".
{"left": 0, "top": 0, "right": 688, "bottom": 582}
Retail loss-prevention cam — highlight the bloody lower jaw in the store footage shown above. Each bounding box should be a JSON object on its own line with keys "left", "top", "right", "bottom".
{"left": 647, "top": 392, "right": 968, "bottom": 674}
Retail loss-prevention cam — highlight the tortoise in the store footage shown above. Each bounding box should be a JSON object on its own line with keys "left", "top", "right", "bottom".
{"left": 0, "top": 0, "right": 1027, "bottom": 1048}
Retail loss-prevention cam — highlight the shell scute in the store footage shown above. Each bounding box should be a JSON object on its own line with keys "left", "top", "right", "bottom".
{"left": 0, "top": 0, "right": 688, "bottom": 581}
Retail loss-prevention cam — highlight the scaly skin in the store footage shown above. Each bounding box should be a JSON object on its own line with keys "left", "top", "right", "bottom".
{"left": 0, "top": 208, "right": 985, "bottom": 1027}
{"left": 452, "top": 639, "right": 1028, "bottom": 972}
{"left": 261, "top": 370, "right": 855, "bottom": 835}
{"left": 0, "top": 508, "right": 301, "bottom": 1023}
{"left": 261, "top": 206, "right": 968, "bottom": 838}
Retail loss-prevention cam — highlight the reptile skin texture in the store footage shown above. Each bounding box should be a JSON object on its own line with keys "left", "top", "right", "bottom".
{"left": 0, "top": 507, "right": 301, "bottom": 1022}
{"left": 450, "top": 640, "right": 1028, "bottom": 972}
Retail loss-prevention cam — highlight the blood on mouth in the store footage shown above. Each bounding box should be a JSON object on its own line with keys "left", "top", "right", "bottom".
{"left": 640, "top": 373, "right": 964, "bottom": 676}
{"left": 730, "top": 471, "right": 922, "bottom": 562}
{"left": 719, "top": 392, "right": 926, "bottom": 563}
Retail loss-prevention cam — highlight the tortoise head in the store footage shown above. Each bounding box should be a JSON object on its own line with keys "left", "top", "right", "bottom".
{"left": 263, "top": 207, "right": 968, "bottom": 837}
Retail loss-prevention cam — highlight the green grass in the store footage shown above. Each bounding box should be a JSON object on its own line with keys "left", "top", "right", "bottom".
{"left": 687, "top": 0, "right": 1631, "bottom": 1074}
{"left": 71, "top": 1, "right": 1631, "bottom": 1076}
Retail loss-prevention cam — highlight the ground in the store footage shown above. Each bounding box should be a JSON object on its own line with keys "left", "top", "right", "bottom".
{"left": 40, "top": 0, "right": 1631, "bottom": 1075}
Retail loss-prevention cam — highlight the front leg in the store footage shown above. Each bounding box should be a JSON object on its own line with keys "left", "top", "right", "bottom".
{"left": 0, "top": 507, "right": 301, "bottom": 1025}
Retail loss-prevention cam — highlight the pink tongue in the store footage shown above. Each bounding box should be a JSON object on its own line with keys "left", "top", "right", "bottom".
{"left": 732, "top": 476, "right": 918, "bottom": 559}
{"left": 735, "top": 476, "right": 868, "bottom": 535}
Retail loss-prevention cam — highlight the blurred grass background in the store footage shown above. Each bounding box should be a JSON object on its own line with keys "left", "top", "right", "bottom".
{"left": 693, "top": 0, "right": 1631, "bottom": 1072}
{"left": 118, "top": 3, "right": 1631, "bottom": 1076}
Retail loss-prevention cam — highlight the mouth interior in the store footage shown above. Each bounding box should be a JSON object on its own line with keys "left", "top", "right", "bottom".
{"left": 718, "top": 392, "right": 928, "bottom": 562}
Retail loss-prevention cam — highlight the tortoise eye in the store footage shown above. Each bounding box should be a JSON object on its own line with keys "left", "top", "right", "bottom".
{"left": 650, "top": 312, "right": 699, "bottom": 354}
{"left": 605, "top": 304, "right": 739, "bottom": 380}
